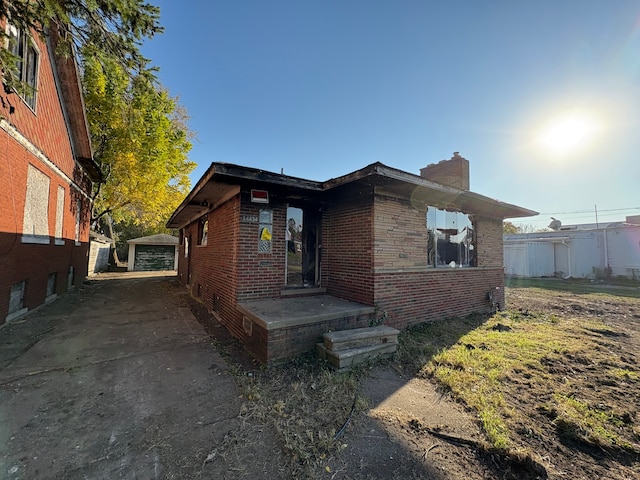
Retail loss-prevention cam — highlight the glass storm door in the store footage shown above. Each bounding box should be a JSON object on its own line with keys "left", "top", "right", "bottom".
{"left": 285, "top": 206, "right": 320, "bottom": 287}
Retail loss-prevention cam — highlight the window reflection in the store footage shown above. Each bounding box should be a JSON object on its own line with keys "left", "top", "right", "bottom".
{"left": 427, "top": 207, "right": 475, "bottom": 267}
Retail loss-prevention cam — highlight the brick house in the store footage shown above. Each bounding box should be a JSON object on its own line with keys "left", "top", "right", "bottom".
{"left": 0, "top": 22, "right": 100, "bottom": 324}
{"left": 167, "top": 154, "right": 536, "bottom": 363}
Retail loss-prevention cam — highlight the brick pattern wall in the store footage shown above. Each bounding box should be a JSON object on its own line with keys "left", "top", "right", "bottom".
{"left": 173, "top": 173, "right": 508, "bottom": 364}
{"left": 237, "top": 190, "right": 287, "bottom": 302}
{"left": 0, "top": 28, "right": 91, "bottom": 324}
{"left": 370, "top": 191, "right": 506, "bottom": 330}
{"left": 0, "top": 32, "right": 77, "bottom": 180}
{"left": 374, "top": 267, "right": 505, "bottom": 329}
{"left": 177, "top": 195, "right": 243, "bottom": 338}
{"left": 0, "top": 139, "right": 91, "bottom": 322}
{"left": 420, "top": 154, "right": 470, "bottom": 190}
{"left": 475, "top": 216, "right": 504, "bottom": 267}
{"left": 322, "top": 191, "right": 375, "bottom": 305}
{"left": 176, "top": 191, "right": 292, "bottom": 344}
{"left": 246, "top": 311, "right": 375, "bottom": 364}
{"left": 373, "top": 193, "right": 427, "bottom": 269}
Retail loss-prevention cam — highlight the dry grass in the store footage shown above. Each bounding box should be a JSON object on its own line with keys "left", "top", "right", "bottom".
{"left": 212, "top": 279, "right": 640, "bottom": 478}
{"left": 231, "top": 355, "right": 370, "bottom": 478}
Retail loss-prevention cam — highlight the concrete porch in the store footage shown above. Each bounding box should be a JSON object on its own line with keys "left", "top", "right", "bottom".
{"left": 236, "top": 295, "right": 376, "bottom": 364}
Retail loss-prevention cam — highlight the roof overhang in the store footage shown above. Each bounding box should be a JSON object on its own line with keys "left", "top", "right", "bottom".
{"left": 168, "top": 162, "right": 538, "bottom": 229}
{"left": 324, "top": 163, "right": 538, "bottom": 219}
{"left": 167, "top": 163, "right": 323, "bottom": 229}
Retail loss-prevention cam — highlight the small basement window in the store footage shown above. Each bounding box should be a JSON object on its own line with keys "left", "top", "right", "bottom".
{"left": 7, "top": 280, "right": 27, "bottom": 322}
{"left": 46, "top": 272, "right": 56, "bottom": 298}
{"left": 427, "top": 207, "right": 475, "bottom": 268}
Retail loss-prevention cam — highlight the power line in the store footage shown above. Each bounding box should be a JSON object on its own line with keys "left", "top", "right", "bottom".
{"left": 536, "top": 207, "right": 640, "bottom": 216}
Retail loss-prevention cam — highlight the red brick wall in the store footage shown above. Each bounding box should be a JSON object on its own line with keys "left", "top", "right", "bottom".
{"left": 0, "top": 27, "right": 91, "bottom": 324}
{"left": 373, "top": 193, "right": 427, "bottom": 269}
{"left": 174, "top": 178, "right": 508, "bottom": 364}
{"left": 177, "top": 195, "right": 243, "bottom": 337}
{"left": 420, "top": 154, "right": 470, "bottom": 190}
{"left": 0, "top": 32, "right": 77, "bottom": 180}
{"left": 475, "top": 216, "right": 504, "bottom": 267}
{"left": 0, "top": 138, "right": 90, "bottom": 322}
{"left": 374, "top": 267, "right": 504, "bottom": 329}
{"left": 176, "top": 190, "right": 291, "bottom": 343}
{"left": 369, "top": 192, "right": 506, "bottom": 329}
{"left": 237, "top": 190, "right": 287, "bottom": 301}
{"left": 258, "top": 311, "right": 374, "bottom": 364}
{"left": 322, "top": 190, "right": 375, "bottom": 305}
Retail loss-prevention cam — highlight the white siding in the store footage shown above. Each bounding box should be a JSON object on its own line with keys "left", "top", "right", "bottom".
{"left": 607, "top": 226, "right": 640, "bottom": 277}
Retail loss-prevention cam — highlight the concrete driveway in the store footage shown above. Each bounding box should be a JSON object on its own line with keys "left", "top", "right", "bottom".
{"left": 0, "top": 272, "right": 273, "bottom": 479}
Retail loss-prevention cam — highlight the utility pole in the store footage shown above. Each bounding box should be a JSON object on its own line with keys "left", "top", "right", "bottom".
{"left": 595, "top": 204, "right": 599, "bottom": 229}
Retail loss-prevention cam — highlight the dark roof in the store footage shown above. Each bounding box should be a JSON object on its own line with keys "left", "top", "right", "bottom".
{"left": 89, "top": 230, "right": 112, "bottom": 243}
{"left": 47, "top": 23, "right": 102, "bottom": 183}
{"left": 127, "top": 234, "right": 179, "bottom": 245}
{"left": 167, "top": 161, "right": 538, "bottom": 228}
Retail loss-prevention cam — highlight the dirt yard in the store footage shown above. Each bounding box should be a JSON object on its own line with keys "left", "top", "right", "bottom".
{"left": 192, "top": 279, "right": 640, "bottom": 479}
{"left": 1, "top": 276, "right": 638, "bottom": 479}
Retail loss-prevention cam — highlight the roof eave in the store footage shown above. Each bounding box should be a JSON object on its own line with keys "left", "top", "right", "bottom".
{"left": 167, "top": 163, "right": 325, "bottom": 229}
{"left": 47, "top": 23, "right": 99, "bottom": 182}
{"left": 326, "top": 162, "right": 538, "bottom": 219}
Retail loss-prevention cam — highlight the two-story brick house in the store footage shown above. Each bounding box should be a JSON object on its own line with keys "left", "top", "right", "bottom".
{"left": 167, "top": 154, "right": 537, "bottom": 364}
{"left": 0, "top": 22, "right": 100, "bottom": 324}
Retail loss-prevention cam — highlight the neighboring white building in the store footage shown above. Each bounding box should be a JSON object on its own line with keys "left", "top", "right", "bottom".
{"left": 88, "top": 231, "right": 112, "bottom": 275}
{"left": 127, "top": 234, "right": 179, "bottom": 272}
{"left": 504, "top": 216, "right": 640, "bottom": 279}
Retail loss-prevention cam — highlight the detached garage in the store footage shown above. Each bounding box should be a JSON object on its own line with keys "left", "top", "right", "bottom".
{"left": 127, "top": 234, "right": 179, "bottom": 272}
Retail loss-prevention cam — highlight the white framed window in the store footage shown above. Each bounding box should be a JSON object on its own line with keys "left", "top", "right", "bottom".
{"left": 427, "top": 207, "right": 475, "bottom": 268}
{"left": 7, "top": 24, "right": 39, "bottom": 111}
{"left": 55, "top": 186, "right": 65, "bottom": 245}
{"left": 22, "top": 164, "right": 50, "bottom": 244}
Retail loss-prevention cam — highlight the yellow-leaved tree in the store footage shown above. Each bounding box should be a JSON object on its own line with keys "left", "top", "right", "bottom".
{"left": 82, "top": 51, "right": 195, "bottom": 239}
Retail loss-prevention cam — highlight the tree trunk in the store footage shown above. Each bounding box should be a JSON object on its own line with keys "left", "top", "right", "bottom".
{"left": 105, "top": 214, "right": 121, "bottom": 266}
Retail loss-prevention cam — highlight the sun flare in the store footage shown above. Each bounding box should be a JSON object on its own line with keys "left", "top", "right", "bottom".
{"left": 536, "top": 111, "right": 602, "bottom": 157}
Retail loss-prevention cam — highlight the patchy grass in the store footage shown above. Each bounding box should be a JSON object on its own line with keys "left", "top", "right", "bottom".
{"left": 505, "top": 276, "right": 640, "bottom": 298}
{"left": 193, "top": 278, "right": 640, "bottom": 479}
{"left": 232, "top": 355, "right": 370, "bottom": 478}
{"left": 397, "top": 308, "right": 640, "bottom": 454}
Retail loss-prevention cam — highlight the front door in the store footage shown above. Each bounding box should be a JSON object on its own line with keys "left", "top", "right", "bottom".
{"left": 285, "top": 205, "right": 320, "bottom": 288}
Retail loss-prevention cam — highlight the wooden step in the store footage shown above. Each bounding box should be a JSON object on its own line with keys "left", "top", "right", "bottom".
{"left": 323, "top": 325, "right": 399, "bottom": 352}
{"left": 317, "top": 342, "right": 397, "bottom": 369}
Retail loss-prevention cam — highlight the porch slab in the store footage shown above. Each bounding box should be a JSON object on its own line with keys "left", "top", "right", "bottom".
{"left": 237, "top": 295, "right": 375, "bottom": 330}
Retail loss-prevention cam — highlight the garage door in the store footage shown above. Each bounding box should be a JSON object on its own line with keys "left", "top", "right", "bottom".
{"left": 133, "top": 245, "right": 176, "bottom": 271}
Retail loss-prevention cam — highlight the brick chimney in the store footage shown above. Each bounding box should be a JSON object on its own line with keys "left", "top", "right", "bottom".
{"left": 420, "top": 152, "right": 469, "bottom": 190}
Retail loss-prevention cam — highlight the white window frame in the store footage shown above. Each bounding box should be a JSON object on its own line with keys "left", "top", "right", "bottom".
{"left": 6, "top": 24, "right": 39, "bottom": 111}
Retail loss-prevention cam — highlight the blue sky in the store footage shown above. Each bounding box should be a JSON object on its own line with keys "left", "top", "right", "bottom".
{"left": 142, "top": 1, "right": 640, "bottom": 230}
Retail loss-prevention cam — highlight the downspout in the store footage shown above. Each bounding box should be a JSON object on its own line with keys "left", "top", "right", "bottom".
{"left": 561, "top": 240, "right": 572, "bottom": 278}
{"left": 603, "top": 226, "right": 609, "bottom": 271}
